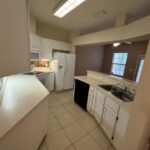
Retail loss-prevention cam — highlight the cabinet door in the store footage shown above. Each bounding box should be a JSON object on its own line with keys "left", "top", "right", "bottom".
{"left": 30, "top": 33, "right": 42, "bottom": 53}
{"left": 61, "top": 42, "right": 71, "bottom": 51}
{"left": 52, "top": 40, "right": 71, "bottom": 51}
{"left": 36, "top": 35, "right": 42, "bottom": 52}
{"left": 113, "top": 108, "right": 130, "bottom": 150}
{"left": 40, "top": 38, "right": 52, "bottom": 60}
{"left": 94, "top": 99, "right": 104, "bottom": 124}
{"left": 93, "top": 90, "right": 105, "bottom": 123}
{"left": 52, "top": 40, "right": 61, "bottom": 50}
{"left": 101, "top": 106, "right": 118, "bottom": 140}
{"left": 87, "top": 86, "right": 95, "bottom": 114}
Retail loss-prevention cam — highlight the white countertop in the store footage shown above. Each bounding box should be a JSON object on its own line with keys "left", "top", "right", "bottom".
{"left": 0, "top": 75, "right": 49, "bottom": 139}
{"left": 74, "top": 76, "right": 105, "bottom": 87}
{"left": 32, "top": 67, "right": 55, "bottom": 73}
{"left": 74, "top": 76, "right": 133, "bottom": 112}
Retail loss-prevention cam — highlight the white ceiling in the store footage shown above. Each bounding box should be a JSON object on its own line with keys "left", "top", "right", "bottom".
{"left": 29, "top": 0, "right": 150, "bottom": 33}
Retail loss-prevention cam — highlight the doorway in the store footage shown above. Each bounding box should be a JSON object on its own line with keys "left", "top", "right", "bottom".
{"left": 134, "top": 56, "right": 145, "bottom": 82}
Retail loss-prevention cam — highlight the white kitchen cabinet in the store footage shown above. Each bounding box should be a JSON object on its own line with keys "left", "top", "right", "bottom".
{"left": 47, "top": 72, "right": 55, "bottom": 91}
{"left": 52, "top": 40, "right": 71, "bottom": 51}
{"left": 101, "top": 97, "right": 119, "bottom": 140}
{"left": 61, "top": 42, "right": 71, "bottom": 51}
{"left": 30, "top": 33, "right": 42, "bottom": 53}
{"left": 113, "top": 108, "right": 130, "bottom": 150}
{"left": 52, "top": 40, "right": 61, "bottom": 50}
{"left": 40, "top": 38, "right": 52, "bottom": 60}
{"left": 101, "top": 106, "right": 118, "bottom": 140}
{"left": 87, "top": 86, "right": 95, "bottom": 114}
{"left": 93, "top": 90, "right": 106, "bottom": 124}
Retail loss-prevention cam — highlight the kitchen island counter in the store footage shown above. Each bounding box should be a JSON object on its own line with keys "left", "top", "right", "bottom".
{"left": 0, "top": 75, "right": 49, "bottom": 150}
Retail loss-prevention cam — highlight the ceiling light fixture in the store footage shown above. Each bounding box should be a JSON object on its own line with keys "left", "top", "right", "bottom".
{"left": 113, "top": 42, "right": 121, "bottom": 47}
{"left": 54, "top": 0, "right": 86, "bottom": 18}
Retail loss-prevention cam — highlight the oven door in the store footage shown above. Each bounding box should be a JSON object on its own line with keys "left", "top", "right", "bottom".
{"left": 37, "top": 73, "right": 49, "bottom": 89}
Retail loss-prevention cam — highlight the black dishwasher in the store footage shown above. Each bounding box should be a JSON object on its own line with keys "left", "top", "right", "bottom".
{"left": 74, "top": 79, "right": 89, "bottom": 110}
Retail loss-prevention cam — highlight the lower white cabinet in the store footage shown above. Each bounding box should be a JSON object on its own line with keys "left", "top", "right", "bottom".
{"left": 112, "top": 108, "right": 130, "bottom": 150}
{"left": 93, "top": 90, "right": 106, "bottom": 124}
{"left": 101, "top": 106, "right": 118, "bottom": 140}
{"left": 87, "top": 86, "right": 95, "bottom": 114}
{"left": 92, "top": 88, "right": 130, "bottom": 150}
{"left": 85, "top": 85, "right": 130, "bottom": 150}
{"left": 94, "top": 100, "right": 104, "bottom": 124}
{"left": 101, "top": 97, "right": 119, "bottom": 141}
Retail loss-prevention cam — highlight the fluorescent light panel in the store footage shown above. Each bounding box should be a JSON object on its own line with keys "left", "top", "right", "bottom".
{"left": 54, "top": 0, "right": 86, "bottom": 18}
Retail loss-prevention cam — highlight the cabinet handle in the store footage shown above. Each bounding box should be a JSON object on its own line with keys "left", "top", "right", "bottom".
{"left": 116, "top": 116, "right": 119, "bottom": 121}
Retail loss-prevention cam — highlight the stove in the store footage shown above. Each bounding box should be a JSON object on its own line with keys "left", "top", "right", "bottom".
{"left": 24, "top": 71, "right": 49, "bottom": 89}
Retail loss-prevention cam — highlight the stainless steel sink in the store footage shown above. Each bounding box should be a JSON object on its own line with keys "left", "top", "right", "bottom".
{"left": 100, "top": 85, "right": 122, "bottom": 92}
{"left": 111, "top": 91, "right": 134, "bottom": 102}
{"left": 99, "top": 84, "right": 134, "bottom": 102}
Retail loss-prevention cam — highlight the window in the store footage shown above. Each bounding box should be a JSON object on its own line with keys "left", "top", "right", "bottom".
{"left": 111, "top": 53, "right": 128, "bottom": 76}
{"left": 135, "top": 57, "right": 144, "bottom": 82}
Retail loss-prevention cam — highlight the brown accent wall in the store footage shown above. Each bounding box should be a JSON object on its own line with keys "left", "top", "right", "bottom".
{"left": 102, "top": 41, "right": 148, "bottom": 80}
{"left": 75, "top": 45, "right": 105, "bottom": 76}
{"left": 37, "top": 21, "right": 71, "bottom": 43}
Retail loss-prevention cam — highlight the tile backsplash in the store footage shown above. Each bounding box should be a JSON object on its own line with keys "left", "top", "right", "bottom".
{"left": 31, "top": 60, "right": 50, "bottom": 67}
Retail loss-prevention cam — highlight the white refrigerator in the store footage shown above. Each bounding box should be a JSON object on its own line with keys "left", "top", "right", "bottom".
{"left": 53, "top": 52, "right": 76, "bottom": 92}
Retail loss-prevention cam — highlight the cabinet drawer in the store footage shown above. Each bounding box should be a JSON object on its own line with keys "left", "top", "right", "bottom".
{"left": 105, "top": 97, "right": 119, "bottom": 113}
{"left": 96, "top": 90, "right": 106, "bottom": 103}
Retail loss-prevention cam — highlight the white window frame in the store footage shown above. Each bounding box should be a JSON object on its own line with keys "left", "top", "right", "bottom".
{"left": 111, "top": 52, "right": 128, "bottom": 77}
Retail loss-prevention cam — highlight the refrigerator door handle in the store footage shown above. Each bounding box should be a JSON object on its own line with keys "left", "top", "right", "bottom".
{"left": 64, "top": 55, "right": 67, "bottom": 75}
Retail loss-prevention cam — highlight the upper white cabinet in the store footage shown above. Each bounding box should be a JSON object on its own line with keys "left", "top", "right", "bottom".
{"left": 52, "top": 40, "right": 71, "bottom": 51}
{"left": 30, "top": 33, "right": 42, "bottom": 53}
{"left": 40, "top": 38, "right": 52, "bottom": 60}
{"left": 30, "top": 33, "right": 72, "bottom": 60}
{"left": 87, "top": 86, "right": 95, "bottom": 114}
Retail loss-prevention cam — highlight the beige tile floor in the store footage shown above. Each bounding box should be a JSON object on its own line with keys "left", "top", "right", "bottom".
{"left": 38, "top": 91, "right": 115, "bottom": 150}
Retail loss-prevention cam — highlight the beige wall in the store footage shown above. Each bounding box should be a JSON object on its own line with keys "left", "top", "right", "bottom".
{"left": 29, "top": 14, "right": 36, "bottom": 33}
{"left": 73, "top": 15, "right": 150, "bottom": 46}
{"left": 0, "top": 0, "right": 30, "bottom": 77}
{"left": 121, "top": 40, "right": 150, "bottom": 150}
{"left": 75, "top": 45, "right": 105, "bottom": 76}
{"left": 37, "top": 21, "right": 71, "bottom": 43}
